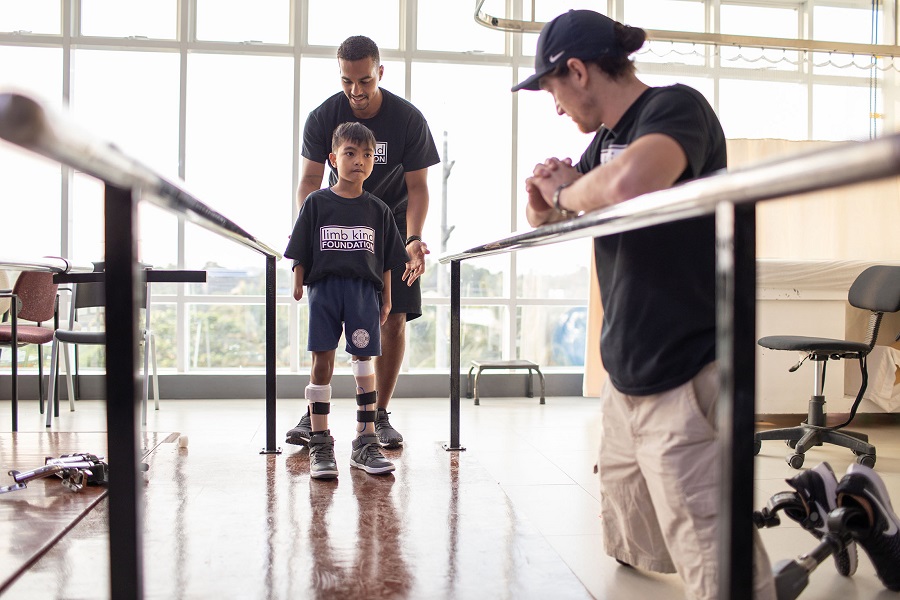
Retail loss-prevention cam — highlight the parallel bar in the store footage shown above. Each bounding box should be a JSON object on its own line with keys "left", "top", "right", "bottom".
{"left": 261, "top": 254, "right": 280, "bottom": 455}
{"left": 104, "top": 184, "right": 143, "bottom": 600}
{"left": 715, "top": 202, "right": 758, "bottom": 600}
{"left": 10, "top": 311, "right": 16, "bottom": 432}
{"left": 440, "top": 134, "right": 900, "bottom": 265}
{"left": 443, "top": 260, "right": 464, "bottom": 451}
{"left": 0, "top": 93, "right": 281, "bottom": 261}
{"left": 0, "top": 256, "right": 92, "bottom": 274}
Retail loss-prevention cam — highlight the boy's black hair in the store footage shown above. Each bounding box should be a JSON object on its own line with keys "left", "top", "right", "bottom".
{"left": 332, "top": 122, "right": 376, "bottom": 153}
{"left": 337, "top": 35, "right": 380, "bottom": 65}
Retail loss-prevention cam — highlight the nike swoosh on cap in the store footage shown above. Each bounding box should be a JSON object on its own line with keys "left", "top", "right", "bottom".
{"left": 549, "top": 51, "right": 564, "bottom": 63}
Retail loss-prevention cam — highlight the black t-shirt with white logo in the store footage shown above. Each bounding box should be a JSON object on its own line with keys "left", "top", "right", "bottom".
{"left": 576, "top": 84, "right": 727, "bottom": 395}
{"left": 284, "top": 188, "right": 409, "bottom": 291}
{"left": 301, "top": 88, "right": 440, "bottom": 226}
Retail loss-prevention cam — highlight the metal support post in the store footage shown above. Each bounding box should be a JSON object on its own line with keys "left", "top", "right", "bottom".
{"left": 716, "top": 201, "right": 757, "bottom": 600}
{"left": 261, "top": 254, "right": 280, "bottom": 454}
{"left": 104, "top": 183, "right": 144, "bottom": 600}
{"left": 443, "top": 259, "right": 465, "bottom": 451}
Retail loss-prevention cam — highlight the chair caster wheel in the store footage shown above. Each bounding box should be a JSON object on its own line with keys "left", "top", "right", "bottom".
{"left": 856, "top": 454, "right": 876, "bottom": 468}
{"left": 753, "top": 440, "right": 761, "bottom": 456}
{"left": 786, "top": 453, "right": 805, "bottom": 469}
{"left": 785, "top": 439, "right": 798, "bottom": 449}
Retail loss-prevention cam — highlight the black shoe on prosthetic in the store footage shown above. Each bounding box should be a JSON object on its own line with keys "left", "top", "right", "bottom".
{"left": 308, "top": 430, "right": 338, "bottom": 480}
{"left": 375, "top": 408, "right": 403, "bottom": 449}
{"left": 836, "top": 463, "right": 900, "bottom": 591}
{"left": 285, "top": 410, "right": 312, "bottom": 446}
{"left": 350, "top": 434, "right": 395, "bottom": 475}
{"left": 784, "top": 462, "right": 858, "bottom": 577}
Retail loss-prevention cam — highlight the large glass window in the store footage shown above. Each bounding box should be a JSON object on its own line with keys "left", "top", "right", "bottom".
{"left": 417, "top": 3, "right": 505, "bottom": 54}
{"left": 0, "top": 0, "right": 890, "bottom": 377}
{"left": 184, "top": 53, "right": 294, "bottom": 287}
{"left": 411, "top": 62, "right": 513, "bottom": 257}
{"left": 813, "top": 5, "right": 883, "bottom": 78}
{"left": 81, "top": 0, "right": 177, "bottom": 39}
{"left": 69, "top": 49, "right": 181, "bottom": 265}
{"left": 719, "top": 4, "right": 800, "bottom": 71}
{"left": 307, "top": 0, "right": 400, "bottom": 49}
{"left": 0, "top": 46, "right": 62, "bottom": 258}
{"left": 0, "top": 0, "right": 60, "bottom": 35}
{"left": 196, "top": 0, "right": 290, "bottom": 44}
{"left": 719, "top": 80, "right": 809, "bottom": 140}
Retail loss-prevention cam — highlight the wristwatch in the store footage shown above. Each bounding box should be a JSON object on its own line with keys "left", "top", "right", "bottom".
{"left": 405, "top": 235, "right": 422, "bottom": 246}
{"left": 553, "top": 183, "right": 576, "bottom": 219}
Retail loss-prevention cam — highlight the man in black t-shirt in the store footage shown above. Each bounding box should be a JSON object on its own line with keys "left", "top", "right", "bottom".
{"left": 513, "top": 9, "right": 900, "bottom": 600}
{"left": 291, "top": 35, "right": 440, "bottom": 450}
{"left": 512, "top": 10, "right": 767, "bottom": 600}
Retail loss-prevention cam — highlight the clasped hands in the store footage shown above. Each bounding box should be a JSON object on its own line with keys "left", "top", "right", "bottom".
{"left": 525, "top": 157, "right": 581, "bottom": 227}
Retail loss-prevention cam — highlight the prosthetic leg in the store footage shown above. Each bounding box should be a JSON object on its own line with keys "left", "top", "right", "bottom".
{"left": 0, "top": 453, "right": 110, "bottom": 494}
{"left": 349, "top": 359, "right": 394, "bottom": 474}
{"left": 754, "top": 491, "right": 865, "bottom": 600}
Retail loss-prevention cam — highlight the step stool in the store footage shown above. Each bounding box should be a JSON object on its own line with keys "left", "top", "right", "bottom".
{"left": 466, "top": 359, "right": 545, "bottom": 405}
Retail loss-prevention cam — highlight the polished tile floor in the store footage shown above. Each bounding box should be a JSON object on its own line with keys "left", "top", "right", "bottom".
{"left": 1, "top": 395, "right": 899, "bottom": 599}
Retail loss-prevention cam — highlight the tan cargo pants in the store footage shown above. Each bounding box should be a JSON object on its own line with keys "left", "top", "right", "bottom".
{"left": 598, "top": 362, "right": 776, "bottom": 600}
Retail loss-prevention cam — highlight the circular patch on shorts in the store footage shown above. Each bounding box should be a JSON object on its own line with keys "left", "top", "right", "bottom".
{"left": 351, "top": 328, "right": 370, "bottom": 348}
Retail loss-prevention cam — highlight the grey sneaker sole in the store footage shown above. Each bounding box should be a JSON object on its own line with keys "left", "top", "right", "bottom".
{"left": 350, "top": 458, "right": 395, "bottom": 475}
{"left": 310, "top": 468, "right": 338, "bottom": 480}
{"left": 378, "top": 438, "right": 403, "bottom": 449}
{"left": 285, "top": 433, "right": 310, "bottom": 446}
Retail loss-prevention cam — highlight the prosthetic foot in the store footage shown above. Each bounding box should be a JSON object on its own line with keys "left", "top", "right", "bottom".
{"left": 783, "top": 462, "right": 858, "bottom": 576}
{"left": 836, "top": 463, "right": 900, "bottom": 591}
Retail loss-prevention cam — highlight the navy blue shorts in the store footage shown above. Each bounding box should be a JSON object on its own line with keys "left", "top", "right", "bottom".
{"left": 388, "top": 265, "right": 422, "bottom": 321}
{"left": 307, "top": 276, "right": 381, "bottom": 357}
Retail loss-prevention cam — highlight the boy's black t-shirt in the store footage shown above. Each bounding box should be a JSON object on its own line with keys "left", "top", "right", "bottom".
{"left": 301, "top": 88, "right": 440, "bottom": 224}
{"left": 284, "top": 188, "right": 409, "bottom": 290}
{"left": 576, "top": 84, "right": 727, "bottom": 396}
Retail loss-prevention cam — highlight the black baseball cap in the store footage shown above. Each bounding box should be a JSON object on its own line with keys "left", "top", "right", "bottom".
{"left": 512, "top": 10, "right": 623, "bottom": 92}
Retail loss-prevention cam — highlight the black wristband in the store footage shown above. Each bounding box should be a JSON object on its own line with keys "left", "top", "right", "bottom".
{"left": 405, "top": 235, "right": 422, "bottom": 246}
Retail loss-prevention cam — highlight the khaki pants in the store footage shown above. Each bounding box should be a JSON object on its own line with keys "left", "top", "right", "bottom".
{"left": 598, "top": 362, "right": 776, "bottom": 600}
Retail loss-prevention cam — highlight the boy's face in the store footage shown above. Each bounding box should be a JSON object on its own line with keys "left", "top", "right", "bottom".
{"left": 330, "top": 141, "right": 375, "bottom": 183}
{"left": 339, "top": 57, "right": 382, "bottom": 113}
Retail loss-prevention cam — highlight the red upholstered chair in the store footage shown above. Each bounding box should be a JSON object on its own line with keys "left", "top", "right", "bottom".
{"left": 0, "top": 271, "right": 10, "bottom": 321}
{"left": 0, "top": 271, "right": 59, "bottom": 431}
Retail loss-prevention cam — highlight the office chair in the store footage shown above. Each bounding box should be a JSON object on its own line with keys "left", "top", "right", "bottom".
{"left": 0, "top": 271, "right": 59, "bottom": 430}
{"left": 754, "top": 265, "right": 900, "bottom": 469}
{"left": 45, "top": 278, "right": 159, "bottom": 427}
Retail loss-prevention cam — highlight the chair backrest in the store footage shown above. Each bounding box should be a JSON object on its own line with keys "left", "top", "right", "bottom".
{"left": 847, "top": 265, "right": 900, "bottom": 352}
{"left": 848, "top": 265, "right": 900, "bottom": 313}
{"left": 12, "top": 271, "right": 58, "bottom": 324}
{"left": 68, "top": 280, "right": 150, "bottom": 329}
{"left": 0, "top": 270, "right": 10, "bottom": 320}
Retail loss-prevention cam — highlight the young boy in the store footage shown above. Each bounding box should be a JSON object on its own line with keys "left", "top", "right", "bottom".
{"left": 284, "top": 122, "right": 409, "bottom": 479}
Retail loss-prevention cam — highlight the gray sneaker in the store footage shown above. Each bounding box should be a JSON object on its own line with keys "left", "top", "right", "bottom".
{"left": 286, "top": 411, "right": 311, "bottom": 446}
{"left": 308, "top": 430, "right": 338, "bottom": 480}
{"left": 375, "top": 408, "right": 403, "bottom": 449}
{"left": 350, "top": 434, "right": 395, "bottom": 475}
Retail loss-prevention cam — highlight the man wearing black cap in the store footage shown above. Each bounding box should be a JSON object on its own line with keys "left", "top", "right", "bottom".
{"left": 512, "top": 9, "right": 775, "bottom": 600}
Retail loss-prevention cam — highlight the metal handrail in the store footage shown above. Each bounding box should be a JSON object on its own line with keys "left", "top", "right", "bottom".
{"left": 0, "top": 256, "right": 93, "bottom": 274}
{"left": 0, "top": 92, "right": 281, "bottom": 260}
{"left": 441, "top": 134, "right": 900, "bottom": 262}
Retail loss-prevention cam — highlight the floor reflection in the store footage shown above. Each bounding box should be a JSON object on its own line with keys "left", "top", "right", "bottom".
{"left": 286, "top": 446, "right": 411, "bottom": 599}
